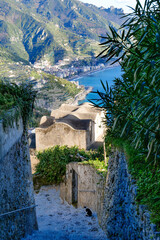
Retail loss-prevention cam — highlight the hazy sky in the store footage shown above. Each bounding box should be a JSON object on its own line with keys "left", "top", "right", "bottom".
{"left": 79, "top": 0, "right": 145, "bottom": 12}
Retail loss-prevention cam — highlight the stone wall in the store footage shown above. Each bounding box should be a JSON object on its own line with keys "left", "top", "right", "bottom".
{"left": 100, "top": 150, "right": 160, "bottom": 240}
{"left": 60, "top": 162, "right": 105, "bottom": 213}
{"left": 0, "top": 118, "right": 37, "bottom": 240}
{"left": 60, "top": 152, "right": 160, "bottom": 240}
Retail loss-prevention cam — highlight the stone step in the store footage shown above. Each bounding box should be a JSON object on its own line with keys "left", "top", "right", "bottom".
{"left": 23, "top": 230, "right": 106, "bottom": 240}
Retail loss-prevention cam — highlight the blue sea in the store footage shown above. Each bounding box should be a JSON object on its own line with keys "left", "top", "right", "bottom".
{"left": 73, "top": 66, "right": 122, "bottom": 104}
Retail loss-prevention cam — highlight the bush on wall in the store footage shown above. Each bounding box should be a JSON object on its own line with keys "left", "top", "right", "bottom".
{"left": 35, "top": 145, "right": 105, "bottom": 184}
{"left": 0, "top": 80, "right": 37, "bottom": 130}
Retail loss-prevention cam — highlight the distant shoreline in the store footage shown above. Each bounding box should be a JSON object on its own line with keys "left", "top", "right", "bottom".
{"left": 65, "top": 63, "right": 120, "bottom": 105}
{"left": 66, "top": 66, "right": 117, "bottom": 105}
{"left": 66, "top": 63, "right": 120, "bottom": 82}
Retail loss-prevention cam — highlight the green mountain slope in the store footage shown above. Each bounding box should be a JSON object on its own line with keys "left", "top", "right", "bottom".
{"left": 0, "top": 0, "right": 123, "bottom": 65}
{"left": 0, "top": 0, "right": 123, "bottom": 123}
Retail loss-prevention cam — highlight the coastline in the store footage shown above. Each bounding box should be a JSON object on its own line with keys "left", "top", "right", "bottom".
{"left": 64, "top": 63, "right": 120, "bottom": 106}
{"left": 66, "top": 63, "right": 120, "bottom": 82}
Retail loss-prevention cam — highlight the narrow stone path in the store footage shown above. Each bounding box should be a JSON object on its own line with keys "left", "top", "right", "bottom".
{"left": 23, "top": 186, "right": 108, "bottom": 240}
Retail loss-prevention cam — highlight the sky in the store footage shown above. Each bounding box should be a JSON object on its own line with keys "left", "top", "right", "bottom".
{"left": 79, "top": 0, "right": 145, "bottom": 13}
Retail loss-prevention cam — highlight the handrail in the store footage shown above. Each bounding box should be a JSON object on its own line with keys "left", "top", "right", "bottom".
{"left": 0, "top": 205, "right": 37, "bottom": 218}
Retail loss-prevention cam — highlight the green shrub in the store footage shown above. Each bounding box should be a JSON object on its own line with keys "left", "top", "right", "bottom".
{"left": 0, "top": 81, "right": 36, "bottom": 129}
{"left": 81, "top": 158, "right": 108, "bottom": 177}
{"left": 0, "top": 92, "right": 15, "bottom": 114}
{"left": 35, "top": 145, "right": 105, "bottom": 184}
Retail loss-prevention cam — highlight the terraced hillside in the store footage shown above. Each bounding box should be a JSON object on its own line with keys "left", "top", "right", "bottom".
{"left": 0, "top": 0, "right": 123, "bottom": 66}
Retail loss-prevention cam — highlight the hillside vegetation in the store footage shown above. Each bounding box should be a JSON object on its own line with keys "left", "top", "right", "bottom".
{"left": 0, "top": 0, "right": 124, "bottom": 120}
{"left": 0, "top": 0, "right": 123, "bottom": 66}
{"left": 96, "top": 0, "right": 160, "bottom": 228}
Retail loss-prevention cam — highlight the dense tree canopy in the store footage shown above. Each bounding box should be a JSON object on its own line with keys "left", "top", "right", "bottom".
{"left": 96, "top": 0, "right": 160, "bottom": 164}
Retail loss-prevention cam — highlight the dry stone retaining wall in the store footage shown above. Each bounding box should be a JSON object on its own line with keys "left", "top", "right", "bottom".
{"left": 0, "top": 118, "right": 37, "bottom": 240}
{"left": 100, "top": 150, "right": 160, "bottom": 240}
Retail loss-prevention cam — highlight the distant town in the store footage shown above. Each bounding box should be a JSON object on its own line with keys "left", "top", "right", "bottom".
{"left": 33, "top": 59, "right": 107, "bottom": 79}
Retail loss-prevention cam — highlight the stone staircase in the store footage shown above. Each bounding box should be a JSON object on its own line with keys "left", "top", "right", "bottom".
{"left": 22, "top": 186, "right": 107, "bottom": 240}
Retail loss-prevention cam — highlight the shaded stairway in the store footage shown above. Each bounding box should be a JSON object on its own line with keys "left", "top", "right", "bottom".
{"left": 22, "top": 186, "right": 107, "bottom": 240}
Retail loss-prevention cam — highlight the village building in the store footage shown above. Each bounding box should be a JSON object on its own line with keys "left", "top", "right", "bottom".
{"left": 35, "top": 103, "right": 105, "bottom": 151}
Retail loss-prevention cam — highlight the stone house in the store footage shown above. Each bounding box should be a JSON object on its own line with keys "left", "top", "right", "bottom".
{"left": 35, "top": 102, "right": 105, "bottom": 151}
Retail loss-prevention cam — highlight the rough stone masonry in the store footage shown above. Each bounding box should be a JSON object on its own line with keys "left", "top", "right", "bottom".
{"left": 100, "top": 150, "right": 160, "bottom": 240}
{"left": 0, "top": 117, "right": 37, "bottom": 240}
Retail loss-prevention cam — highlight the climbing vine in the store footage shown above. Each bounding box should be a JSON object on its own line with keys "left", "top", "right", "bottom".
{"left": 0, "top": 80, "right": 37, "bottom": 131}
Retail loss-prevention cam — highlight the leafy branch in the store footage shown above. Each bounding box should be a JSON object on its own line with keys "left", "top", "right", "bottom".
{"left": 95, "top": 0, "right": 160, "bottom": 163}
